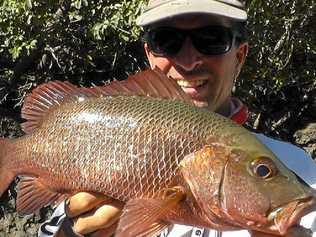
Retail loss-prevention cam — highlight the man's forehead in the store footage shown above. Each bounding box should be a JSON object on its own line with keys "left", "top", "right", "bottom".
{"left": 149, "top": 14, "right": 233, "bottom": 29}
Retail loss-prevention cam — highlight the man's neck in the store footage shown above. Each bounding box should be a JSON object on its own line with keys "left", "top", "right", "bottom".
{"left": 213, "top": 98, "right": 248, "bottom": 125}
{"left": 214, "top": 99, "right": 232, "bottom": 117}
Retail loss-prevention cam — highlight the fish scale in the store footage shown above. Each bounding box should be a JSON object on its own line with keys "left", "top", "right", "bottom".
{"left": 14, "top": 96, "right": 207, "bottom": 201}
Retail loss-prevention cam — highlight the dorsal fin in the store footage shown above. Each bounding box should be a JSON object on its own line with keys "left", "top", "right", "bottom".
{"left": 82, "top": 68, "right": 194, "bottom": 104}
{"left": 21, "top": 81, "right": 85, "bottom": 134}
{"left": 21, "top": 68, "right": 193, "bottom": 134}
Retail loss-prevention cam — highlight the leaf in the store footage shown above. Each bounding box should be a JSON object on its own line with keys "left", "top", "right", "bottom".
{"left": 25, "top": 0, "right": 32, "bottom": 9}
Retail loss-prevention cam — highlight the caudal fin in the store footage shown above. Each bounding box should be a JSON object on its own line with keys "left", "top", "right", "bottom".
{"left": 0, "top": 138, "right": 15, "bottom": 197}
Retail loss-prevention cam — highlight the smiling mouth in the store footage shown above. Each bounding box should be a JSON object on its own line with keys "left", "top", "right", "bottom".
{"left": 176, "top": 79, "right": 208, "bottom": 88}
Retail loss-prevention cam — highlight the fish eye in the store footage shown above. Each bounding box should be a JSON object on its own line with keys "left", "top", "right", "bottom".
{"left": 256, "top": 165, "right": 271, "bottom": 178}
{"left": 251, "top": 157, "right": 278, "bottom": 179}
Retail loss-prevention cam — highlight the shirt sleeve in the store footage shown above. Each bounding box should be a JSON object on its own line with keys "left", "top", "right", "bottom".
{"left": 301, "top": 211, "right": 316, "bottom": 235}
{"left": 38, "top": 201, "right": 67, "bottom": 237}
{"left": 38, "top": 201, "right": 87, "bottom": 237}
{"left": 162, "top": 225, "right": 251, "bottom": 237}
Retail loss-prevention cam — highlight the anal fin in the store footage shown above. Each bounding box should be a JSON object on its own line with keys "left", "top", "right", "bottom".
{"left": 17, "top": 177, "right": 67, "bottom": 215}
{"left": 116, "top": 186, "right": 185, "bottom": 237}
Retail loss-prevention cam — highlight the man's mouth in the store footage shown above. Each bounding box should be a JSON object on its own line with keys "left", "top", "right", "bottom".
{"left": 176, "top": 79, "right": 207, "bottom": 88}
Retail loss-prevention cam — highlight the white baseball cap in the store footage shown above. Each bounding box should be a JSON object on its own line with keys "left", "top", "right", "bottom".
{"left": 136, "top": 0, "right": 247, "bottom": 26}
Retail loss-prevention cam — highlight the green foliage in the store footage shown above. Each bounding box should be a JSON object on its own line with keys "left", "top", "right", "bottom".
{"left": 236, "top": 0, "right": 316, "bottom": 139}
{"left": 245, "top": 0, "right": 315, "bottom": 87}
{"left": 0, "top": 0, "right": 147, "bottom": 86}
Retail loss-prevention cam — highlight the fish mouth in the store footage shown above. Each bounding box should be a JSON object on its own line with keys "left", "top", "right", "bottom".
{"left": 267, "top": 196, "right": 316, "bottom": 235}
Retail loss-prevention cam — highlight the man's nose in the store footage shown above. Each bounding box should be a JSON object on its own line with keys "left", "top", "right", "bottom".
{"left": 173, "top": 37, "right": 203, "bottom": 72}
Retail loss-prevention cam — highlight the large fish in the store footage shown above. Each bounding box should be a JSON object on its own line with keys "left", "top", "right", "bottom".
{"left": 0, "top": 69, "right": 315, "bottom": 236}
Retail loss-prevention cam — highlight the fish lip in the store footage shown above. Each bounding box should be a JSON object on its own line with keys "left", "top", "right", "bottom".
{"left": 269, "top": 196, "right": 316, "bottom": 235}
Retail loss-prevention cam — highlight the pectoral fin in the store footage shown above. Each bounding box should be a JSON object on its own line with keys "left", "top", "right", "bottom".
{"left": 116, "top": 186, "right": 186, "bottom": 237}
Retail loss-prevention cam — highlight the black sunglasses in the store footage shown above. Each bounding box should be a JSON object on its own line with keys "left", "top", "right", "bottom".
{"left": 144, "top": 26, "right": 237, "bottom": 57}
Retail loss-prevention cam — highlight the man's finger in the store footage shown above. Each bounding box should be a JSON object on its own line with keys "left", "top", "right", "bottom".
{"left": 66, "top": 192, "right": 111, "bottom": 218}
{"left": 73, "top": 203, "right": 123, "bottom": 235}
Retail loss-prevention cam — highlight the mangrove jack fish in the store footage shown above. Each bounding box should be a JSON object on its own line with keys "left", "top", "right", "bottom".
{"left": 0, "top": 69, "right": 315, "bottom": 236}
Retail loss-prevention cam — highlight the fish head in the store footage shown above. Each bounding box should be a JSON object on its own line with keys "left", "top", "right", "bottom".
{"left": 221, "top": 146, "right": 316, "bottom": 234}
{"left": 180, "top": 143, "right": 316, "bottom": 235}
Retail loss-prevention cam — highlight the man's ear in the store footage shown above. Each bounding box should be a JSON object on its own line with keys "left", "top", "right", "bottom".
{"left": 144, "top": 43, "right": 154, "bottom": 69}
{"left": 235, "top": 42, "right": 249, "bottom": 77}
{"left": 144, "top": 43, "right": 150, "bottom": 58}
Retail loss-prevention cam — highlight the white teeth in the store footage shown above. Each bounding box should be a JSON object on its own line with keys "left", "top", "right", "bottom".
{"left": 177, "top": 80, "right": 206, "bottom": 88}
{"left": 268, "top": 207, "right": 283, "bottom": 221}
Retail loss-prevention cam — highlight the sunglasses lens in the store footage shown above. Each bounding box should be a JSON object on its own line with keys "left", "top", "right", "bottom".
{"left": 145, "top": 26, "right": 234, "bottom": 56}
{"left": 146, "top": 28, "right": 185, "bottom": 56}
{"left": 192, "top": 26, "right": 233, "bottom": 55}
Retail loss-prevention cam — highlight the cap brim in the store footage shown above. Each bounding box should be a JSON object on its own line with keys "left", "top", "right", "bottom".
{"left": 137, "top": 0, "right": 247, "bottom": 26}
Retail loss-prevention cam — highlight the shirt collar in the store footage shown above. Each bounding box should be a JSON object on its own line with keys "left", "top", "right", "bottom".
{"left": 228, "top": 97, "right": 248, "bottom": 125}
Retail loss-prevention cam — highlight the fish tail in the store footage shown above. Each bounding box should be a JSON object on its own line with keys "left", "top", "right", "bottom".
{"left": 0, "top": 138, "right": 14, "bottom": 197}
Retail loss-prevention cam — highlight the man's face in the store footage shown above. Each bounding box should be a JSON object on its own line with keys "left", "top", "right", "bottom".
{"left": 144, "top": 15, "right": 248, "bottom": 115}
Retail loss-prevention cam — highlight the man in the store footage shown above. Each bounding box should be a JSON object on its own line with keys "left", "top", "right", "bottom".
{"left": 40, "top": 0, "right": 316, "bottom": 236}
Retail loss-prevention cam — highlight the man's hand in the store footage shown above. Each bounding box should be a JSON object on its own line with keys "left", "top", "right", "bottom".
{"left": 57, "top": 192, "right": 124, "bottom": 237}
{"left": 250, "top": 225, "right": 313, "bottom": 237}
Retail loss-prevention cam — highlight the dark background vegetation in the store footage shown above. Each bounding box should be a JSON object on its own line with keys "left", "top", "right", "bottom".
{"left": 0, "top": 0, "right": 315, "bottom": 235}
